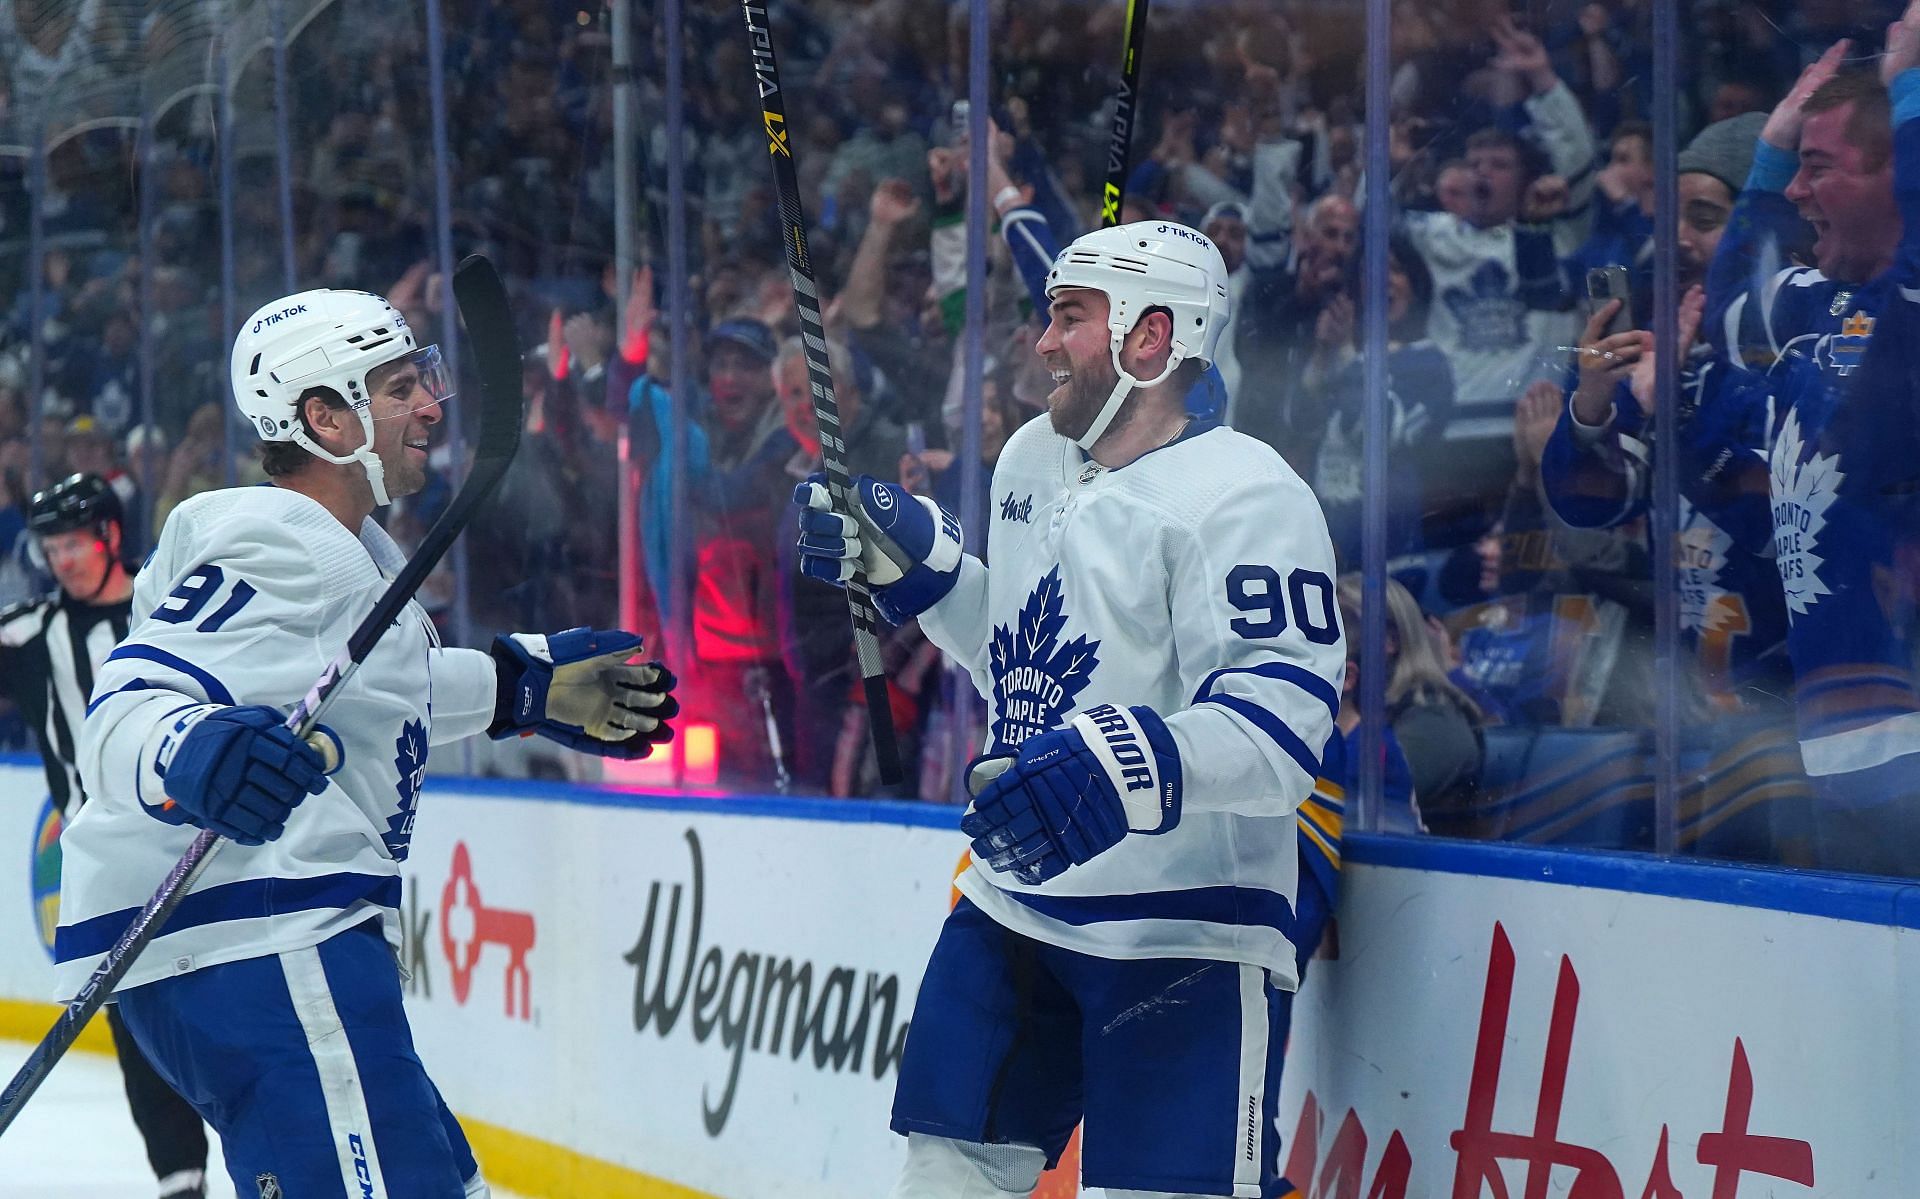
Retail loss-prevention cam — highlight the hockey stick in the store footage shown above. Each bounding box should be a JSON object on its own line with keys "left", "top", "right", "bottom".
{"left": 1101, "top": 0, "right": 1152, "bottom": 227}
{"left": 739, "top": 1, "right": 903, "bottom": 784}
{"left": 0, "top": 254, "right": 525, "bottom": 1136}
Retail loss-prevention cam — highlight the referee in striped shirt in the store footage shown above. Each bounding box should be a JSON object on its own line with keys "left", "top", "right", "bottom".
{"left": 1, "top": 473, "right": 210, "bottom": 1199}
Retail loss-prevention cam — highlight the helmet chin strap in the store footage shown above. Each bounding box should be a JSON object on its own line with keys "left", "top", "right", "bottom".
{"left": 1073, "top": 335, "right": 1183, "bottom": 452}
{"left": 292, "top": 408, "right": 393, "bottom": 508}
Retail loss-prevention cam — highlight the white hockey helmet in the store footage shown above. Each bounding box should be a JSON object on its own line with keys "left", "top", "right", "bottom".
{"left": 230, "top": 289, "right": 451, "bottom": 506}
{"left": 1044, "top": 221, "right": 1231, "bottom": 449}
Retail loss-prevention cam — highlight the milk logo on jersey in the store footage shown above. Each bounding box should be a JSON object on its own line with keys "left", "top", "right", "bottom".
{"left": 386, "top": 719, "right": 428, "bottom": 860}
{"left": 988, "top": 566, "right": 1102, "bottom": 752}
{"left": 1441, "top": 260, "right": 1527, "bottom": 353}
{"left": 1819, "top": 310, "right": 1875, "bottom": 376}
{"left": 999, "top": 491, "right": 1034, "bottom": 524}
{"left": 1769, "top": 408, "right": 1841, "bottom": 616}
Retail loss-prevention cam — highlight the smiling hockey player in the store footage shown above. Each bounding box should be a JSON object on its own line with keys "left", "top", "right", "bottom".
{"left": 798, "top": 222, "right": 1345, "bottom": 1198}
{"left": 56, "top": 288, "right": 677, "bottom": 1198}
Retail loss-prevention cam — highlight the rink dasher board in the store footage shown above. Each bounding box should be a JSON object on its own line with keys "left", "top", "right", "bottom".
{"left": 1, "top": 757, "right": 1917, "bottom": 1198}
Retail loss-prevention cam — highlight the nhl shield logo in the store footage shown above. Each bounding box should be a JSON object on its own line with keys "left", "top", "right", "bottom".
{"left": 987, "top": 567, "right": 1102, "bottom": 752}
{"left": 256, "top": 1174, "right": 283, "bottom": 1198}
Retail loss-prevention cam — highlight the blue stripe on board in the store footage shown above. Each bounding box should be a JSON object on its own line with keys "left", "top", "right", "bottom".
{"left": 1346, "top": 833, "right": 1920, "bottom": 930}
{"left": 7, "top": 754, "right": 1915, "bottom": 929}
{"left": 429, "top": 775, "right": 968, "bottom": 830}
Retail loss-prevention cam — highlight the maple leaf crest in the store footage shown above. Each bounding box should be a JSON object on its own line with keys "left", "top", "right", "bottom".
{"left": 987, "top": 566, "right": 1102, "bottom": 753}
{"left": 1675, "top": 501, "right": 1736, "bottom": 634}
{"left": 1769, "top": 408, "right": 1843, "bottom": 617}
{"left": 386, "top": 719, "right": 429, "bottom": 861}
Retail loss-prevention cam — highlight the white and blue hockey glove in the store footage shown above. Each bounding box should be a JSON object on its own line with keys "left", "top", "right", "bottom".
{"left": 160, "top": 705, "right": 334, "bottom": 845}
{"left": 794, "top": 472, "right": 963, "bottom": 624}
{"left": 490, "top": 627, "right": 678, "bottom": 760}
{"left": 959, "top": 704, "right": 1183, "bottom": 885}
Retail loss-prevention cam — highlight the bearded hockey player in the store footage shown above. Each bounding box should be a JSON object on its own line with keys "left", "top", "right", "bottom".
{"left": 799, "top": 222, "right": 1345, "bottom": 1198}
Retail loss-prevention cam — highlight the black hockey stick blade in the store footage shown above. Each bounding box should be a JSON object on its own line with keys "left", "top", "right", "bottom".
{"left": 1101, "top": 0, "right": 1152, "bottom": 227}
{"left": 0, "top": 255, "right": 527, "bottom": 1138}
{"left": 741, "top": 0, "right": 903, "bottom": 784}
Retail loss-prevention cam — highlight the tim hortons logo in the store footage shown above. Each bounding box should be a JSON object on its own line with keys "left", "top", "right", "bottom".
{"left": 1281, "top": 922, "right": 1815, "bottom": 1198}
{"left": 624, "top": 828, "right": 911, "bottom": 1137}
{"left": 439, "top": 841, "right": 536, "bottom": 1019}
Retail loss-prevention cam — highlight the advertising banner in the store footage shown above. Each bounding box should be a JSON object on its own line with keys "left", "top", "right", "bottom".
{"left": 1277, "top": 852, "right": 1920, "bottom": 1198}
{"left": 1, "top": 759, "right": 1915, "bottom": 1198}
{"left": 396, "top": 787, "right": 968, "bottom": 1198}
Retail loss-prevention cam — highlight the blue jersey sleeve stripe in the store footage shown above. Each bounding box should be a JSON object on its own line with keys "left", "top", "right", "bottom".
{"left": 1201, "top": 693, "right": 1322, "bottom": 781}
{"left": 1003, "top": 883, "right": 1296, "bottom": 938}
{"left": 104, "top": 644, "right": 235, "bottom": 705}
{"left": 1191, "top": 661, "right": 1340, "bottom": 721}
{"left": 54, "top": 872, "right": 400, "bottom": 963}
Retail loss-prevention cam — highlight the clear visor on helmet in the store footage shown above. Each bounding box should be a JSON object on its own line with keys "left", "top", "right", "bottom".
{"left": 366, "top": 344, "right": 455, "bottom": 421}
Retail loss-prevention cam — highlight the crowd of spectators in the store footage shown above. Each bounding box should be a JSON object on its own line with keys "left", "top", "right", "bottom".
{"left": 1, "top": 0, "right": 1914, "bottom": 873}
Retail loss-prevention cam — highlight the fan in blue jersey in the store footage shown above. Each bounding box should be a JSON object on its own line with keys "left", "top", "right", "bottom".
{"left": 60, "top": 289, "right": 679, "bottom": 1198}
{"left": 1539, "top": 113, "right": 1816, "bottom": 863}
{"left": 1695, "top": 17, "right": 1920, "bottom": 875}
{"left": 799, "top": 221, "right": 1345, "bottom": 1199}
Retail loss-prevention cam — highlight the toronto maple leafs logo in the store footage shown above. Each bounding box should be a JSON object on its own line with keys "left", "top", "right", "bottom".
{"left": 386, "top": 719, "right": 429, "bottom": 860}
{"left": 1769, "top": 409, "right": 1842, "bottom": 617}
{"left": 1675, "top": 501, "right": 1734, "bottom": 634}
{"left": 1441, "top": 260, "right": 1527, "bottom": 353}
{"left": 987, "top": 567, "right": 1101, "bottom": 752}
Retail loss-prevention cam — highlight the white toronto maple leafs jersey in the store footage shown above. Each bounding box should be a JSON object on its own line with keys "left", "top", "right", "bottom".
{"left": 921, "top": 413, "right": 1346, "bottom": 989}
{"left": 1398, "top": 82, "right": 1594, "bottom": 441}
{"left": 55, "top": 486, "right": 497, "bottom": 994}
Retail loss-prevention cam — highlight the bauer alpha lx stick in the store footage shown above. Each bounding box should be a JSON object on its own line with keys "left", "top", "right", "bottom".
{"left": 0, "top": 255, "right": 526, "bottom": 1136}
{"left": 739, "top": 1, "right": 903, "bottom": 784}
{"left": 1101, "top": 0, "right": 1152, "bottom": 227}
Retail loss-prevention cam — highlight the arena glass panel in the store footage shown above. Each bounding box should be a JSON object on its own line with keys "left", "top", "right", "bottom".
{"left": 1662, "top": 0, "right": 1919, "bottom": 880}
{"left": 632, "top": 2, "right": 968, "bottom": 801}
{"left": 1324, "top": 0, "right": 1660, "bottom": 849}
{"left": 24, "top": 5, "right": 145, "bottom": 526}
{"left": 274, "top": 0, "right": 475, "bottom": 690}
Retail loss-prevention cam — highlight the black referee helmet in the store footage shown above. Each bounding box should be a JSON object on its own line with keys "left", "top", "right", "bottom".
{"left": 28, "top": 473, "right": 124, "bottom": 540}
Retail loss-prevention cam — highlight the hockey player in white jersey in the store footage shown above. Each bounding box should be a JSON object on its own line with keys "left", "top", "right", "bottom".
{"left": 798, "top": 223, "right": 1345, "bottom": 1198}
{"left": 57, "top": 289, "right": 677, "bottom": 1198}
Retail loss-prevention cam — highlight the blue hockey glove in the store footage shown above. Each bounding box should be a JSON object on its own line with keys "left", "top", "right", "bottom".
{"left": 793, "top": 472, "right": 963, "bottom": 624}
{"left": 959, "top": 704, "right": 1183, "bottom": 885}
{"left": 160, "top": 705, "right": 331, "bottom": 845}
{"left": 490, "top": 627, "right": 678, "bottom": 759}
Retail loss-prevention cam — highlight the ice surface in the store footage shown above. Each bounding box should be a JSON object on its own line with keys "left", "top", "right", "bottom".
{"left": 0, "top": 1038, "right": 529, "bottom": 1199}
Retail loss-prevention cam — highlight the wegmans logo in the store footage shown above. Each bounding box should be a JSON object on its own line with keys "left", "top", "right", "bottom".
{"left": 624, "top": 829, "right": 911, "bottom": 1136}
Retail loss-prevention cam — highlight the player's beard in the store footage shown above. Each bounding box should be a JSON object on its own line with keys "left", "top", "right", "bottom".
{"left": 1048, "top": 355, "right": 1125, "bottom": 442}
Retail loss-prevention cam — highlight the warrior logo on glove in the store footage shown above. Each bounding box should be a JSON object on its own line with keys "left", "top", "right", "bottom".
{"left": 961, "top": 703, "right": 1183, "bottom": 886}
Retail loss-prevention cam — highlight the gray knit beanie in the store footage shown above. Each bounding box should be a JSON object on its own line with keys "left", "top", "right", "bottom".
{"left": 1676, "top": 111, "right": 1769, "bottom": 194}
